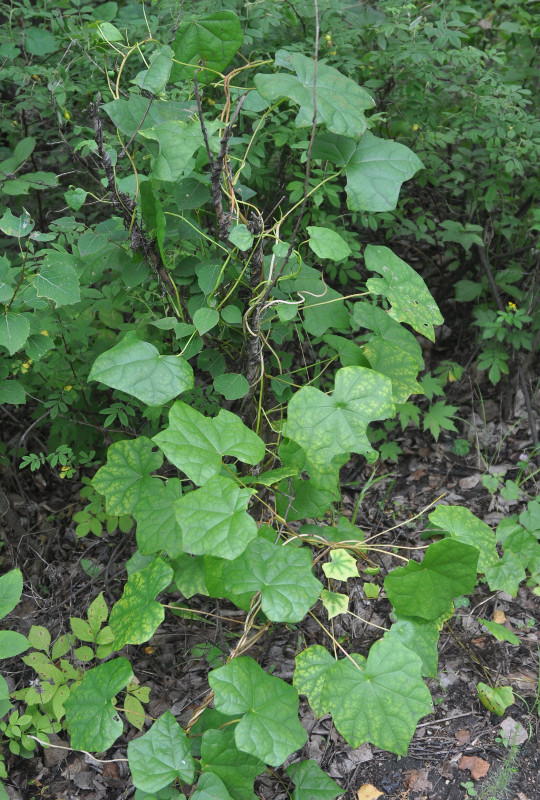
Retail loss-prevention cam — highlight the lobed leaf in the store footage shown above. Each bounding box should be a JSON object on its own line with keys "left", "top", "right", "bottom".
{"left": 127, "top": 711, "right": 194, "bottom": 792}
{"left": 64, "top": 658, "right": 133, "bottom": 751}
{"left": 209, "top": 657, "right": 307, "bottom": 766}
{"left": 109, "top": 557, "right": 173, "bottom": 649}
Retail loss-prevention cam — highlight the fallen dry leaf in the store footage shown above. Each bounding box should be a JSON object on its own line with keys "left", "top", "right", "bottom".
{"left": 357, "top": 784, "right": 384, "bottom": 800}
{"left": 500, "top": 717, "right": 528, "bottom": 746}
{"left": 459, "top": 755, "right": 490, "bottom": 780}
{"left": 403, "top": 768, "right": 432, "bottom": 792}
{"left": 493, "top": 610, "right": 506, "bottom": 624}
{"left": 459, "top": 474, "right": 480, "bottom": 489}
{"left": 455, "top": 728, "right": 471, "bottom": 745}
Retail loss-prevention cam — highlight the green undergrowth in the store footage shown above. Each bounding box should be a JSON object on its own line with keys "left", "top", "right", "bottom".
{"left": 1, "top": 2, "right": 539, "bottom": 798}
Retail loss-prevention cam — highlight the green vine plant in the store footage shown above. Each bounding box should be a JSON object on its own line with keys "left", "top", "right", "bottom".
{"left": 2, "top": 8, "right": 539, "bottom": 799}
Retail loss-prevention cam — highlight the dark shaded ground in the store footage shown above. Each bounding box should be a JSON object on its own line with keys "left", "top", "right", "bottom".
{"left": 1, "top": 365, "right": 539, "bottom": 800}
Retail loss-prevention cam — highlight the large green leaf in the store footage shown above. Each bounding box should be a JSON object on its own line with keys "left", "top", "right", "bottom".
{"left": 0, "top": 631, "right": 29, "bottom": 659}
{"left": 322, "top": 638, "right": 432, "bottom": 755}
{"left": 384, "top": 617, "right": 440, "bottom": 677}
{"left": 173, "top": 476, "right": 257, "bottom": 560}
{"left": 307, "top": 226, "right": 351, "bottom": 262}
{"left": 384, "top": 539, "right": 478, "bottom": 621}
{"left": 89, "top": 331, "right": 193, "bottom": 407}
{"left": 133, "top": 47, "right": 173, "bottom": 95}
{"left": 191, "top": 774, "right": 232, "bottom": 800}
{"left": 293, "top": 645, "right": 335, "bottom": 717}
{"left": 64, "top": 658, "right": 133, "bottom": 751}
{"left": 109, "top": 557, "right": 173, "bottom": 648}
{"left": 0, "top": 568, "right": 23, "bottom": 619}
{"left": 222, "top": 538, "right": 321, "bottom": 622}
{"left": 364, "top": 246, "right": 443, "bottom": 342}
{"left": 286, "top": 760, "right": 342, "bottom": 800}
{"left": 153, "top": 402, "right": 265, "bottom": 486}
{"left": 209, "top": 657, "right": 307, "bottom": 766}
{"left": 345, "top": 131, "right": 423, "bottom": 212}
{"left": 429, "top": 505, "right": 499, "bottom": 573}
{"left": 171, "top": 11, "right": 243, "bottom": 84}
{"left": 92, "top": 437, "right": 163, "bottom": 516}
{"left": 139, "top": 118, "right": 217, "bottom": 182}
{"left": 127, "top": 711, "right": 194, "bottom": 792}
{"left": 353, "top": 303, "right": 424, "bottom": 403}
{"left": 255, "top": 51, "right": 374, "bottom": 140}
{"left": 283, "top": 366, "right": 394, "bottom": 487}
{"left": 134, "top": 478, "right": 183, "bottom": 556}
{"left": 35, "top": 253, "right": 80, "bottom": 306}
{"left": 103, "top": 95, "right": 194, "bottom": 137}
{"left": 0, "top": 313, "right": 30, "bottom": 355}
{"left": 483, "top": 552, "right": 526, "bottom": 597}
{"left": 201, "top": 727, "right": 264, "bottom": 800}
{"left": 0, "top": 208, "right": 34, "bottom": 238}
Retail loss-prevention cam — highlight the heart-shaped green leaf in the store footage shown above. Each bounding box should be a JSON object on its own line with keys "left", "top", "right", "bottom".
{"left": 127, "top": 711, "right": 195, "bottom": 792}
{"left": 134, "top": 478, "right": 183, "bottom": 556}
{"left": 286, "top": 759, "right": 342, "bottom": 800}
{"left": 223, "top": 538, "right": 321, "bottom": 622}
{"left": 64, "top": 658, "right": 133, "bottom": 751}
{"left": 92, "top": 437, "right": 163, "bottom": 516}
{"left": 89, "top": 331, "right": 193, "bottom": 407}
{"left": 153, "top": 402, "right": 265, "bottom": 486}
{"left": 173, "top": 476, "right": 257, "bottom": 560}
{"left": 322, "top": 638, "right": 432, "bottom": 754}
{"left": 171, "top": 11, "right": 243, "bottom": 84}
{"left": 209, "top": 657, "right": 307, "bottom": 766}
{"left": 384, "top": 538, "right": 478, "bottom": 620}
{"left": 284, "top": 366, "right": 394, "bottom": 487}
{"left": 201, "top": 727, "right": 265, "bottom": 800}
{"left": 307, "top": 226, "right": 351, "bottom": 262}
{"left": 255, "top": 51, "right": 374, "bottom": 140}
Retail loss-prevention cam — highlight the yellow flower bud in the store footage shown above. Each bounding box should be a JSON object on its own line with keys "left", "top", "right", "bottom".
{"left": 64, "top": 110, "right": 71, "bottom": 120}
{"left": 63, "top": 385, "right": 73, "bottom": 391}
{"left": 412, "top": 124, "right": 420, "bottom": 131}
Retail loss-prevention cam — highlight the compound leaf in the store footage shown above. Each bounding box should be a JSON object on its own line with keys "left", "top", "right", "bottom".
{"left": 64, "top": 658, "right": 133, "bottom": 751}
{"left": 127, "top": 711, "right": 195, "bottom": 792}
{"left": 153, "top": 402, "right": 265, "bottom": 486}
{"left": 209, "top": 657, "right": 307, "bottom": 766}
{"left": 365, "top": 245, "right": 443, "bottom": 341}
{"left": 222, "top": 538, "right": 321, "bottom": 622}
{"left": 109, "top": 557, "right": 173, "bottom": 648}
{"left": 255, "top": 51, "right": 374, "bottom": 140}
{"left": 284, "top": 366, "right": 394, "bottom": 488}
{"left": 92, "top": 437, "right": 163, "bottom": 516}
{"left": 322, "top": 638, "right": 432, "bottom": 755}
{"left": 173, "top": 476, "right": 257, "bottom": 560}
{"left": 89, "top": 331, "right": 193, "bottom": 407}
{"left": 429, "top": 505, "right": 499, "bottom": 573}
{"left": 293, "top": 645, "right": 336, "bottom": 717}
{"left": 384, "top": 539, "right": 478, "bottom": 621}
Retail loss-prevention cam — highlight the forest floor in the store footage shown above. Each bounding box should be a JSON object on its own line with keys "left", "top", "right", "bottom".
{"left": 1, "top": 343, "right": 539, "bottom": 800}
